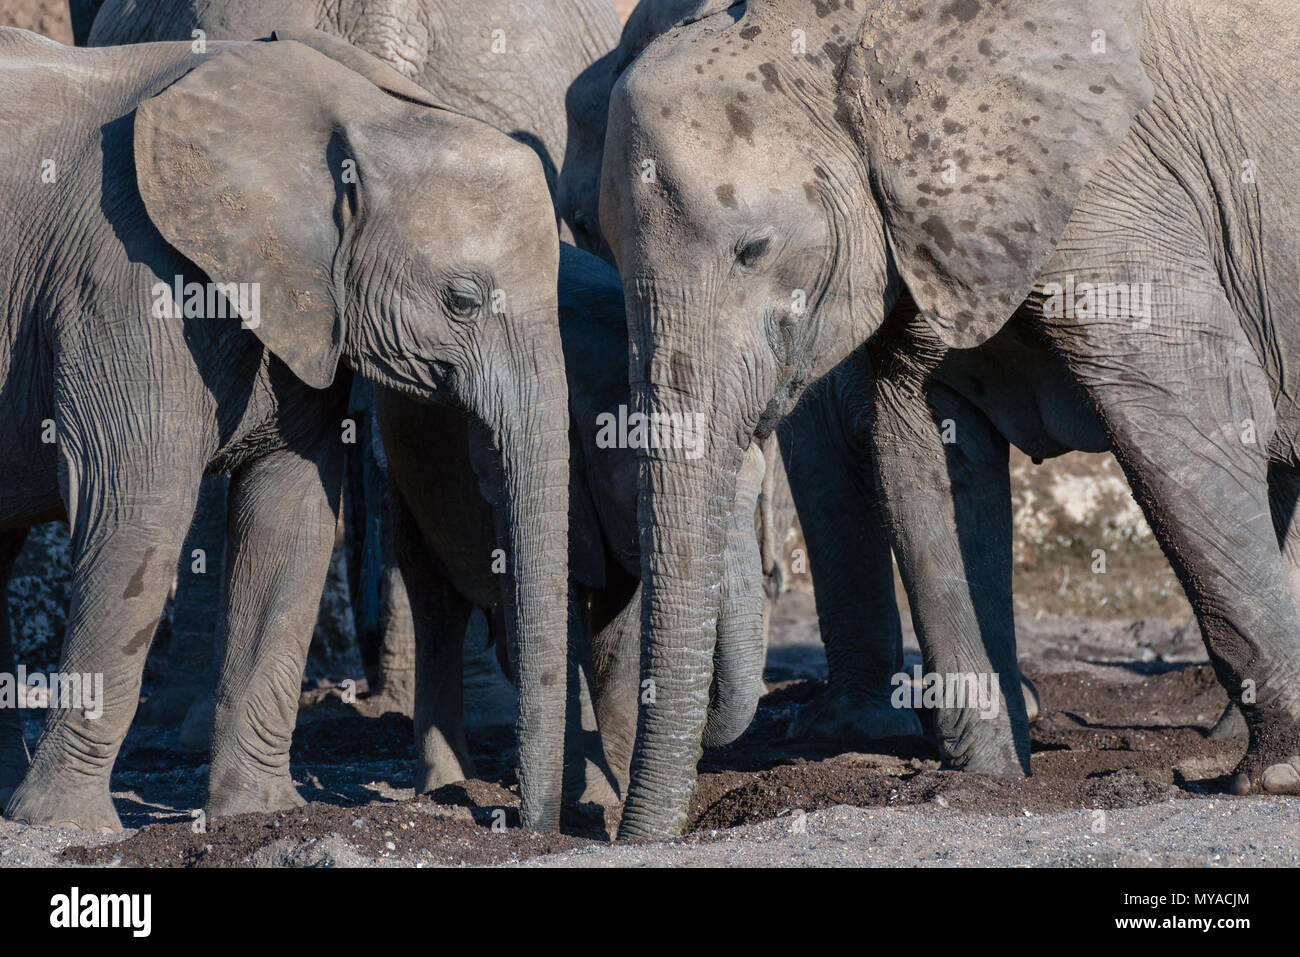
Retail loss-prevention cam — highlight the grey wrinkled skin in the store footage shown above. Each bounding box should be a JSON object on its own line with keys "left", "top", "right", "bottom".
{"left": 378, "top": 244, "right": 766, "bottom": 819}
{"left": 0, "top": 30, "right": 567, "bottom": 831}
{"left": 86, "top": 0, "right": 623, "bottom": 716}
{"left": 602, "top": 0, "right": 1300, "bottom": 837}
{"left": 781, "top": 326, "right": 1086, "bottom": 751}
{"left": 86, "top": 0, "right": 621, "bottom": 244}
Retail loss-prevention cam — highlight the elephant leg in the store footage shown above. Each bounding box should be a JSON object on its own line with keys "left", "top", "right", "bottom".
{"left": 564, "top": 583, "right": 619, "bottom": 809}
{"left": 137, "top": 474, "right": 227, "bottom": 730}
{"left": 6, "top": 449, "right": 201, "bottom": 830}
{"left": 370, "top": 559, "right": 416, "bottom": 715}
{"left": 1211, "top": 462, "right": 1300, "bottom": 740}
{"left": 395, "top": 504, "right": 476, "bottom": 793}
{"left": 0, "top": 529, "right": 30, "bottom": 806}
{"left": 588, "top": 574, "right": 641, "bottom": 797}
{"left": 1059, "top": 281, "right": 1300, "bottom": 794}
{"left": 343, "top": 380, "right": 384, "bottom": 689}
{"left": 871, "top": 372, "right": 1030, "bottom": 777}
{"left": 206, "top": 446, "right": 341, "bottom": 818}
{"left": 780, "top": 376, "right": 923, "bottom": 746}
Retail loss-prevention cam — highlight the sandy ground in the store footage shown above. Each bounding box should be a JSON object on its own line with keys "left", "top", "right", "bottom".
{"left": 3, "top": 591, "right": 1296, "bottom": 868}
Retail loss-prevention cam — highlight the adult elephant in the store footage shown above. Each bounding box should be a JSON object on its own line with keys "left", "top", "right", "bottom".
{"left": 380, "top": 244, "right": 766, "bottom": 807}
{"left": 0, "top": 29, "right": 569, "bottom": 830}
{"left": 86, "top": 0, "right": 624, "bottom": 714}
{"left": 601, "top": 0, "right": 1300, "bottom": 837}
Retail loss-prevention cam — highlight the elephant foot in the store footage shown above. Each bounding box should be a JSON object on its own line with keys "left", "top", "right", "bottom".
{"left": 178, "top": 693, "right": 214, "bottom": 751}
{"left": 790, "top": 692, "right": 925, "bottom": 748}
{"left": 206, "top": 764, "right": 306, "bottom": 819}
{"left": 1021, "top": 676, "right": 1041, "bottom": 723}
{"left": 4, "top": 771, "right": 121, "bottom": 832}
{"left": 368, "top": 668, "right": 416, "bottom": 717}
{"left": 1229, "top": 709, "right": 1300, "bottom": 796}
{"left": 137, "top": 677, "right": 207, "bottom": 726}
{"left": 366, "top": 690, "right": 414, "bottom": 719}
{"left": 1210, "top": 701, "right": 1248, "bottom": 739}
{"left": 415, "top": 737, "right": 476, "bottom": 795}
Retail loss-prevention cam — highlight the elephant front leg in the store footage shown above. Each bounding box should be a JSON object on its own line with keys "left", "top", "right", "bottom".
{"left": 0, "top": 530, "right": 31, "bottom": 806}
{"left": 870, "top": 374, "right": 1030, "bottom": 777}
{"left": 206, "top": 448, "right": 341, "bottom": 819}
{"left": 5, "top": 458, "right": 200, "bottom": 830}
{"left": 1047, "top": 272, "right": 1300, "bottom": 794}
{"left": 779, "top": 383, "right": 924, "bottom": 747}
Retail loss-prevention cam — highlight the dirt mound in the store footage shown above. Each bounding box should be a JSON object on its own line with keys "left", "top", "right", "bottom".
{"left": 58, "top": 659, "right": 1244, "bottom": 867}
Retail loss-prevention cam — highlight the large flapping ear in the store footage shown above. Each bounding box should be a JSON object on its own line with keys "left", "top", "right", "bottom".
{"left": 135, "top": 40, "right": 400, "bottom": 388}
{"left": 267, "top": 29, "right": 447, "bottom": 109}
{"left": 617, "top": 0, "right": 745, "bottom": 70}
{"left": 840, "top": 0, "right": 1153, "bottom": 348}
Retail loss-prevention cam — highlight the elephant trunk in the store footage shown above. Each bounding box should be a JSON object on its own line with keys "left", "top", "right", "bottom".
{"left": 618, "top": 291, "right": 747, "bottom": 839}
{"left": 703, "top": 440, "right": 768, "bottom": 748}
{"left": 494, "top": 380, "right": 570, "bottom": 831}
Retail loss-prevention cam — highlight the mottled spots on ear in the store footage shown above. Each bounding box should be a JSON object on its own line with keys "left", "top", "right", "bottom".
{"left": 939, "top": 0, "right": 981, "bottom": 24}
{"left": 716, "top": 184, "right": 738, "bottom": 208}
{"left": 841, "top": 0, "right": 1152, "bottom": 348}
{"left": 725, "top": 102, "right": 755, "bottom": 144}
{"left": 740, "top": 24, "right": 762, "bottom": 39}
{"left": 803, "top": 181, "right": 821, "bottom": 203}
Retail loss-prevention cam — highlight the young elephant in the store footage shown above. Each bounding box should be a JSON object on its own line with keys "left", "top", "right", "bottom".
{"left": 602, "top": 0, "right": 1300, "bottom": 837}
{"left": 84, "top": 0, "right": 625, "bottom": 712}
{"left": 0, "top": 29, "right": 570, "bottom": 830}
{"left": 378, "top": 244, "right": 767, "bottom": 807}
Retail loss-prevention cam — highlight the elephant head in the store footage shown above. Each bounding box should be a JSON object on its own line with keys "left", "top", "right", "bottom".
{"left": 133, "top": 35, "right": 571, "bottom": 828}
{"left": 556, "top": 0, "right": 742, "bottom": 263}
{"left": 601, "top": 0, "right": 1152, "bottom": 837}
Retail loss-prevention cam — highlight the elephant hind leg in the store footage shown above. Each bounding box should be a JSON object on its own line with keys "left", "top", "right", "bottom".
{"left": 395, "top": 494, "right": 477, "bottom": 794}
{"left": 0, "top": 529, "right": 31, "bottom": 806}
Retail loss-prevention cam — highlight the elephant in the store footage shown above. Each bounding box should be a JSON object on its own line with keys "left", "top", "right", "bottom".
{"left": 379, "top": 242, "right": 767, "bottom": 810}
{"left": 0, "top": 28, "right": 571, "bottom": 830}
{"left": 84, "top": 0, "right": 626, "bottom": 715}
{"left": 599, "top": 0, "right": 1300, "bottom": 837}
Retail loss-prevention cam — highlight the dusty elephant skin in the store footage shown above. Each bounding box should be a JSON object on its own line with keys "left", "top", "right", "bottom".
{"left": 602, "top": 0, "right": 1300, "bottom": 837}
{"left": 0, "top": 29, "right": 569, "bottom": 831}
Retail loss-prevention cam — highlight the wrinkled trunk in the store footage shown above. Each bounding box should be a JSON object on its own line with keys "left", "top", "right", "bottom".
{"left": 703, "top": 440, "right": 767, "bottom": 748}
{"left": 494, "top": 391, "right": 570, "bottom": 830}
{"left": 618, "top": 306, "right": 746, "bottom": 838}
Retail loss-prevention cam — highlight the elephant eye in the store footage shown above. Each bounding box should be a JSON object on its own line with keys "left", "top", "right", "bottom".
{"left": 735, "top": 235, "right": 771, "bottom": 269}
{"left": 443, "top": 278, "right": 484, "bottom": 319}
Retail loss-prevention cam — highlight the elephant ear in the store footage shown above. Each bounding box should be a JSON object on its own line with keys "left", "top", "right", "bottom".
{"left": 135, "top": 40, "right": 380, "bottom": 389}
{"left": 840, "top": 0, "right": 1154, "bottom": 348}
{"left": 267, "top": 29, "right": 447, "bottom": 109}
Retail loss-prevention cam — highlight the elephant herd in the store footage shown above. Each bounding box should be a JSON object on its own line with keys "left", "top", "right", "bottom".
{"left": 1, "top": 0, "right": 1298, "bottom": 842}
